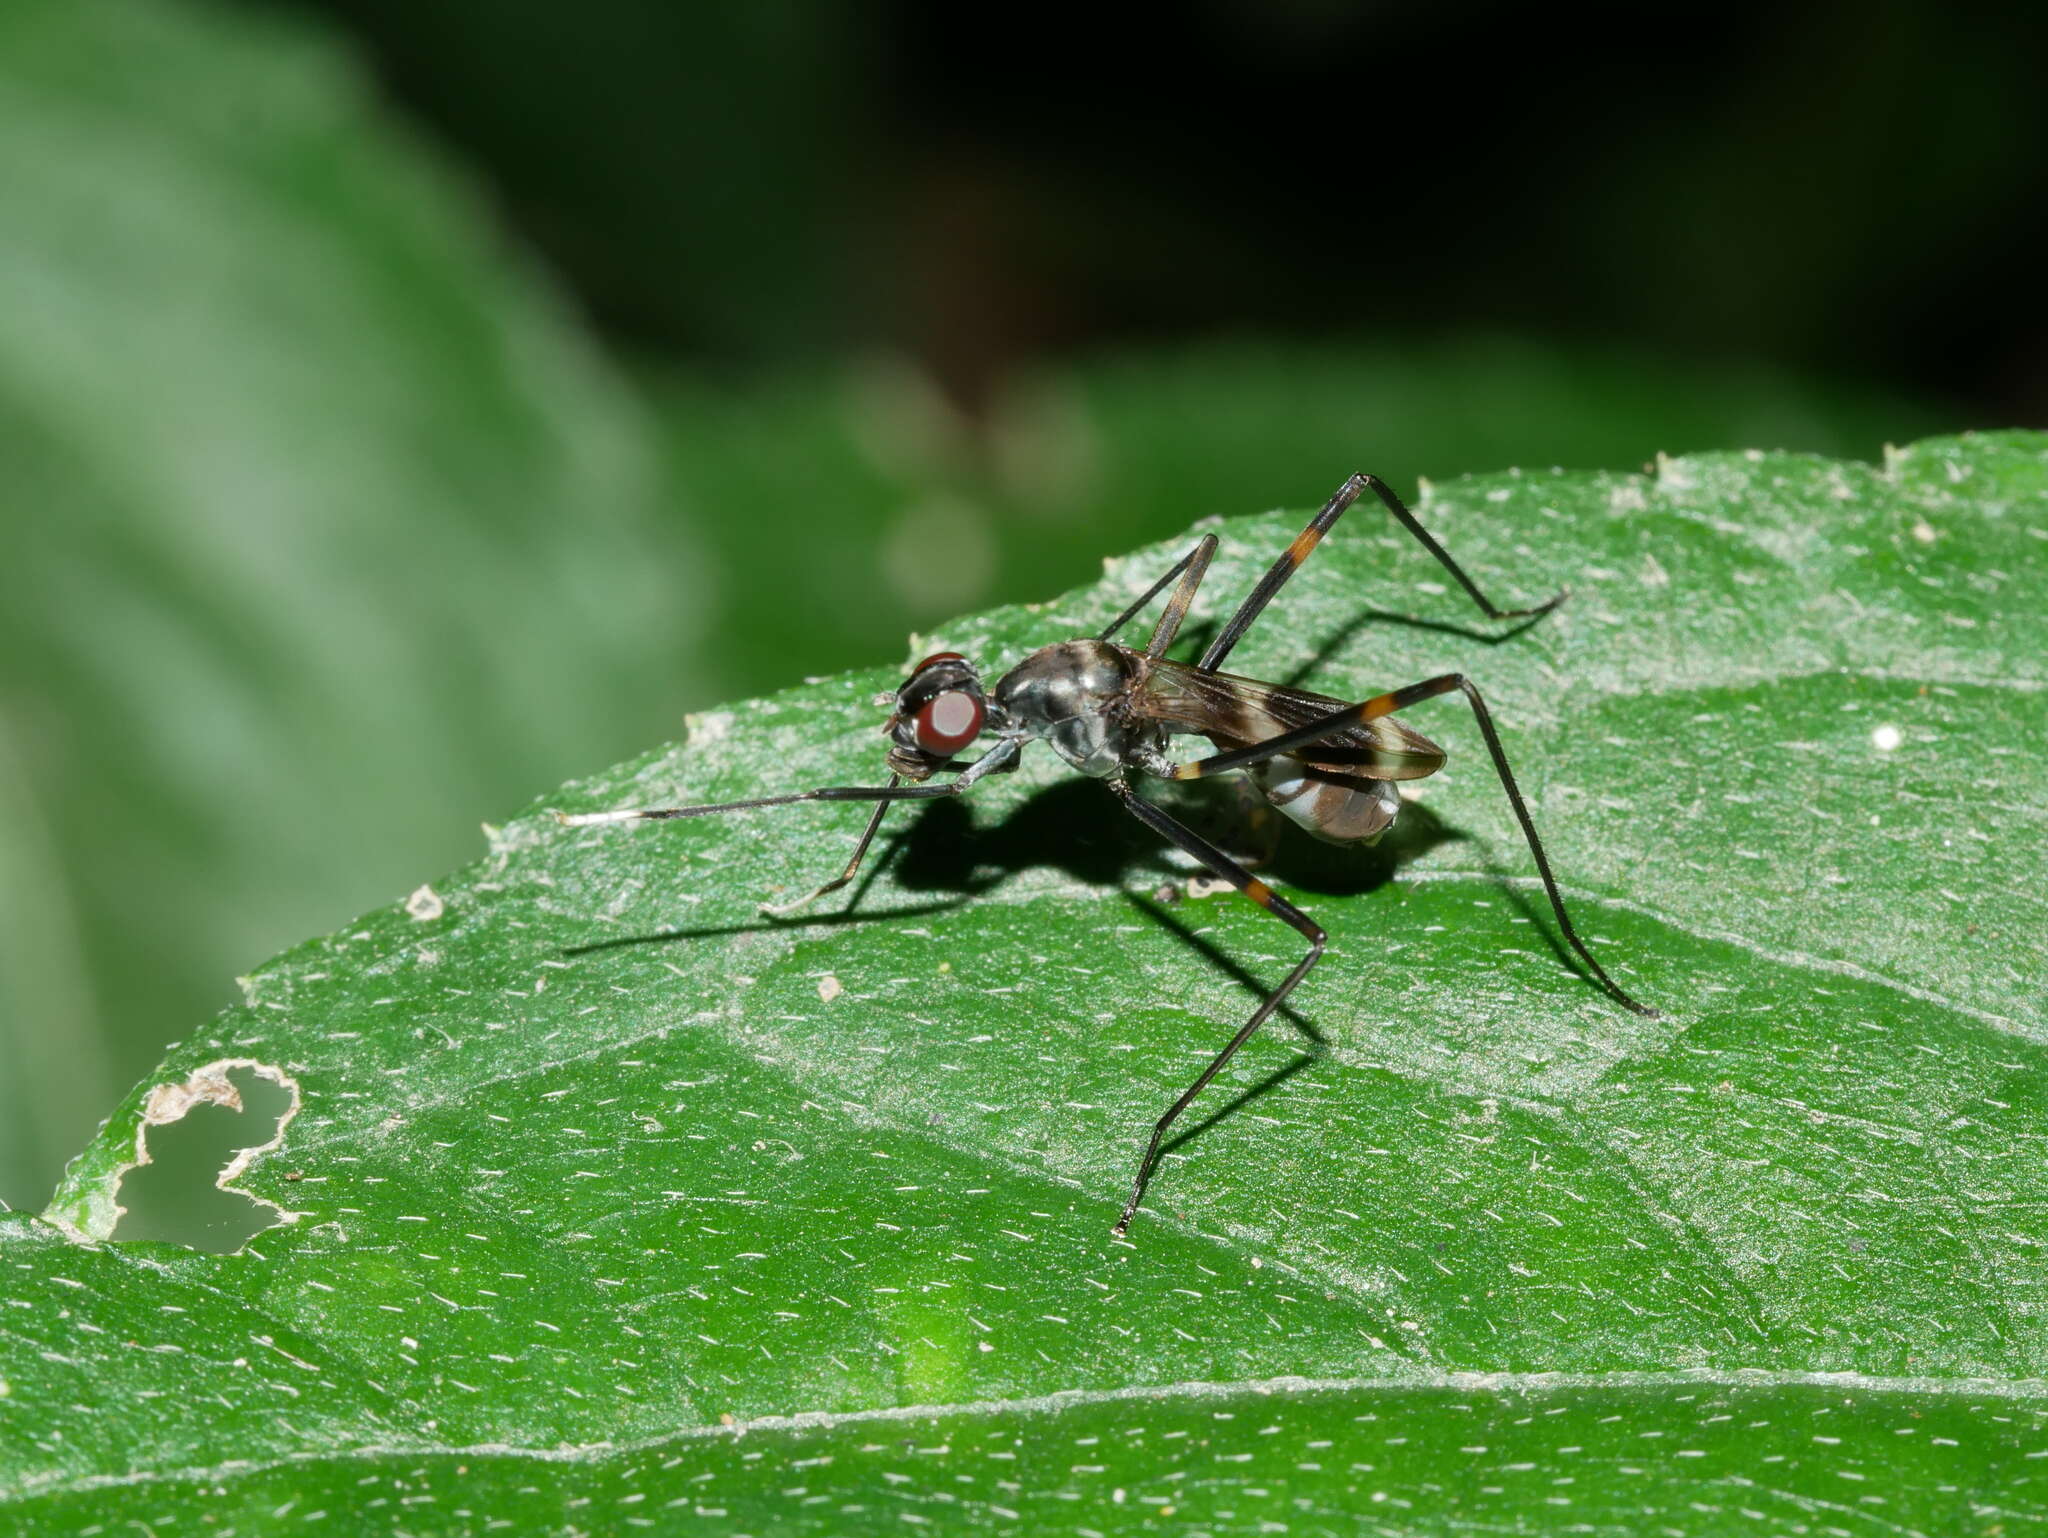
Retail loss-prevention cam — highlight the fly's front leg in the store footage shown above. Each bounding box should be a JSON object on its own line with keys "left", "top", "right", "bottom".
{"left": 557, "top": 739, "right": 1022, "bottom": 828}
{"left": 760, "top": 777, "right": 900, "bottom": 917}
{"left": 761, "top": 746, "right": 1020, "bottom": 916}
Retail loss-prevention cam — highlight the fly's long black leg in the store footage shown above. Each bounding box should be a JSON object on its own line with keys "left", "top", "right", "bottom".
{"left": 1147, "top": 534, "right": 1217, "bottom": 658}
{"left": 1168, "top": 675, "right": 1655, "bottom": 1017}
{"left": 1109, "top": 780, "right": 1327, "bottom": 1236}
{"left": 1100, "top": 534, "right": 1218, "bottom": 645}
{"left": 1199, "top": 473, "right": 1567, "bottom": 673}
{"left": 1166, "top": 677, "right": 1458, "bottom": 782}
{"left": 556, "top": 741, "right": 1020, "bottom": 826}
{"left": 558, "top": 780, "right": 950, "bottom": 823}
{"left": 760, "top": 775, "right": 901, "bottom": 917}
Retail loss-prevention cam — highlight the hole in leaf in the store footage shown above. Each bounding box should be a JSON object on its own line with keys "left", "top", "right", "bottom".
{"left": 111, "top": 1063, "right": 297, "bottom": 1252}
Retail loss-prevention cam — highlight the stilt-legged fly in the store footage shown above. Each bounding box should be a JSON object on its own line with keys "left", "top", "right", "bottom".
{"left": 561, "top": 474, "right": 1657, "bottom": 1235}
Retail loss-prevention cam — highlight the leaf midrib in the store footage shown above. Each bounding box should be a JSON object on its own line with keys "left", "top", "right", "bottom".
{"left": 7, "top": 1363, "right": 2042, "bottom": 1508}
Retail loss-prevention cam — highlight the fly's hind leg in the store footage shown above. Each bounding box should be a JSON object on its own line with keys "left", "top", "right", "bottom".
{"left": 1107, "top": 779, "right": 1327, "bottom": 1235}
{"left": 1162, "top": 675, "right": 1656, "bottom": 1017}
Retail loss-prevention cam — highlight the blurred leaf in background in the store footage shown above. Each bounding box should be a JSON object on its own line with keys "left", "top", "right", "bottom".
{"left": 0, "top": 0, "right": 698, "bottom": 1212}
{"left": 651, "top": 337, "right": 1950, "bottom": 702}
{"left": 270, "top": 0, "right": 871, "bottom": 361}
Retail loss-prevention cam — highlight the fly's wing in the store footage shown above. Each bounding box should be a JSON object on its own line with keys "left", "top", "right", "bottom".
{"left": 1137, "top": 658, "right": 1446, "bottom": 782}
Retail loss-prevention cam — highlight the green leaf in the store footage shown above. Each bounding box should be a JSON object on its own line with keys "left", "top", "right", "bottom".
{"left": 5, "top": 432, "right": 2045, "bottom": 1533}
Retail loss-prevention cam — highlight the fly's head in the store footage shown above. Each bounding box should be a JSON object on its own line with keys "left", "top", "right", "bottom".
{"left": 876, "top": 651, "right": 989, "bottom": 780}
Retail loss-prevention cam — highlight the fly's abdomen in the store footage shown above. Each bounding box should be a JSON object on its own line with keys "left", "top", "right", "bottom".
{"left": 1253, "top": 756, "right": 1401, "bottom": 845}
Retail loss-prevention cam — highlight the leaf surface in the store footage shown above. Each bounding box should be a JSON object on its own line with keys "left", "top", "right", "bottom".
{"left": 4, "top": 433, "right": 2045, "bottom": 1534}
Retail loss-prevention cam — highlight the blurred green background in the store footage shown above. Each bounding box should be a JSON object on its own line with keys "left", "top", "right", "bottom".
{"left": 1, "top": 0, "right": 2040, "bottom": 1219}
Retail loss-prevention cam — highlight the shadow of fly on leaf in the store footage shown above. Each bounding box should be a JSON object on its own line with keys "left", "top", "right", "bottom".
{"left": 556, "top": 474, "right": 1660, "bottom": 1236}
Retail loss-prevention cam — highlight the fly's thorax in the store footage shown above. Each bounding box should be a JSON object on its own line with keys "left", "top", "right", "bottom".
{"left": 993, "top": 640, "right": 1140, "bottom": 725}
{"left": 993, "top": 640, "right": 1157, "bottom": 778}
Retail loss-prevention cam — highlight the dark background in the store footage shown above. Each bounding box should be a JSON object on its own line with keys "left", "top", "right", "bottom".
{"left": 3, "top": 0, "right": 2041, "bottom": 1230}
{"left": 280, "top": 0, "right": 2046, "bottom": 416}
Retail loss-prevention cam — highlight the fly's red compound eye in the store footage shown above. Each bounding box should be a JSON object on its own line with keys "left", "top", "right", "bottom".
{"left": 912, "top": 650, "right": 966, "bottom": 675}
{"left": 914, "top": 689, "right": 985, "bottom": 755}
